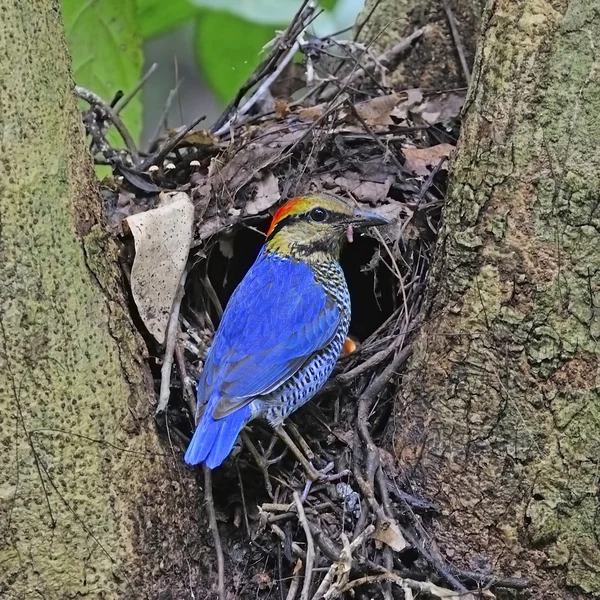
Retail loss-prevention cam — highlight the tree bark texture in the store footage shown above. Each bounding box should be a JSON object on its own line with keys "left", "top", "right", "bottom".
{"left": 0, "top": 2, "right": 208, "bottom": 598}
{"left": 358, "top": 0, "right": 485, "bottom": 88}
{"left": 394, "top": 1, "right": 600, "bottom": 597}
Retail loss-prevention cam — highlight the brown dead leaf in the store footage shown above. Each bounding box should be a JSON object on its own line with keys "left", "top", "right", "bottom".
{"left": 390, "top": 88, "right": 423, "bottom": 121}
{"left": 245, "top": 173, "right": 280, "bottom": 215}
{"left": 297, "top": 103, "right": 326, "bottom": 121}
{"left": 402, "top": 144, "right": 454, "bottom": 176}
{"left": 127, "top": 192, "right": 194, "bottom": 344}
{"left": 274, "top": 98, "right": 290, "bottom": 119}
{"left": 353, "top": 93, "right": 402, "bottom": 125}
{"left": 410, "top": 91, "right": 465, "bottom": 125}
{"left": 373, "top": 518, "right": 407, "bottom": 551}
{"left": 182, "top": 129, "right": 218, "bottom": 146}
{"left": 213, "top": 143, "right": 283, "bottom": 194}
{"left": 333, "top": 174, "right": 394, "bottom": 202}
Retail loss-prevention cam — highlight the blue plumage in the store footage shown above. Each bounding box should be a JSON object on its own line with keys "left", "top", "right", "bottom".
{"left": 182, "top": 192, "right": 389, "bottom": 469}
{"left": 184, "top": 249, "right": 346, "bottom": 468}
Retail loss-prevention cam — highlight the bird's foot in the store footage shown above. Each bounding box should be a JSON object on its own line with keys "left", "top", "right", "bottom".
{"left": 241, "top": 431, "right": 287, "bottom": 498}
{"left": 274, "top": 426, "right": 350, "bottom": 496}
{"left": 300, "top": 462, "right": 351, "bottom": 500}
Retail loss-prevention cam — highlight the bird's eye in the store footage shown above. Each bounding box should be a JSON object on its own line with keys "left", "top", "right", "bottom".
{"left": 310, "top": 207, "right": 328, "bottom": 222}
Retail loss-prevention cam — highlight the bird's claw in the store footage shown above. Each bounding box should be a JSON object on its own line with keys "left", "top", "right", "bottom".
{"left": 301, "top": 462, "right": 351, "bottom": 500}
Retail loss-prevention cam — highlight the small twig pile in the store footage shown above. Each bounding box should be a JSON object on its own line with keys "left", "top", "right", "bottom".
{"left": 77, "top": 2, "right": 530, "bottom": 598}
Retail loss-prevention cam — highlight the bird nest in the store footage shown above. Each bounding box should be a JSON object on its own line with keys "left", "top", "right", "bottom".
{"left": 75, "top": 3, "right": 521, "bottom": 599}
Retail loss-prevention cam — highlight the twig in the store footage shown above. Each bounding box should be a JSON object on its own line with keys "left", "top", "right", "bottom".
{"left": 344, "top": 100, "right": 405, "bottom": 174}
{"left": 75, "top": 86, "right": 140, "bottom": 163}
{"left": 336, "top": 334, "right": 409, "bottom": 386}
{"left": 320, "top": 26, "right": 429, "bottom": 102}
{"left": 211, "top": 0, "right": 313, "bottom": 132}
{"left": 286, "top": 560, "right": 303, "bottom": 600}
{"left": 140, "top": 114, "right": 206, "bottom": 171}
{"left": 293, "top": 492, "right": 315, "bottom": 600}
{"left": 147, "top": 81, "right": 182, "bottom": 150}
{"left": 353, "top": 0, "right": 383, "bottom": 41}
{"left": 204, "top": 465, "right": 226, "bottom": 600}
{"left": 441, "top": 0, "right": 471, "bottom": 85}
{"left": 156, "top": 270, "right": 187, "bottom": 415}
{"left": 329, "top": 571, "right": 478, "bottom": 600}
{"left": 271, "top": 523, "right": 306, "bottom": 559}
{"left": 311, "top": 525, "right": 375, "bottom": 600}
{"left": 213, "top": 12, "right": 314, "bottom": 138}
{"left": 114, "top": 62, "right": 158, "bottom": 114}
{"left": 175, "top": 341, "right": 196, "bottom": 417}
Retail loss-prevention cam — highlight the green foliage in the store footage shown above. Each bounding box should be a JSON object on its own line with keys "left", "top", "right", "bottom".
{"left": 62, "top": 0, "right": 361, "bottom": 146}
{"left": 189, "top": 0, "right": 302, "bottom": 25}
{"left": 62, "top": 0, "right": 144, "bottom": 144}
{"left": 138, "top": 0, "right": 198, "bottom": 40}
{"left": 195, "top": 11, "right": 279, "bottom": 104}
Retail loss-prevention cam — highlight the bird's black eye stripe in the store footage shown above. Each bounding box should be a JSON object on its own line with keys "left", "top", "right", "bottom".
{"left": 310, "top": 207, "right": 328, "bottom": 222}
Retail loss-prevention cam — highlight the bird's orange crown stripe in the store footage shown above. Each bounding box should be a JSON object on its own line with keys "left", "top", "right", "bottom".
{"left": 267, "top": 197, "right": 311, "bottom": 236}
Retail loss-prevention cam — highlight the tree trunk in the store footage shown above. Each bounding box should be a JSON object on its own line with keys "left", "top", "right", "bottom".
{"left": 358, "top": 0, "right": 485, "bottom": 88}
{"left": 0, "top": 2, "right": 206, "bottom": 598}
{"left": 395, "top": 1, "right": 600, "bottom": 597}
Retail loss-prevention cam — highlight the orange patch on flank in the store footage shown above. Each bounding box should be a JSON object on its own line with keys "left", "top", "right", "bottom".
{"left": 267, "top": 197, "right": 309, "bottom": 236}
{"left": 341, "top": 336, "right": 358, "bottom": 356}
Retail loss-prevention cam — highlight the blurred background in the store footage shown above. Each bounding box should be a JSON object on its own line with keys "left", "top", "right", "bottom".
{"left": 62, "top": 0, "right": 365, "bottom": 147}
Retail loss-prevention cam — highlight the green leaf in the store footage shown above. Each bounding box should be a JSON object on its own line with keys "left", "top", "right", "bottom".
{"left": 195, "top": 11, "right": 279, "bottom": 104}
{"left": 189, "top": 0, "right": 364, "bottom": 37}
{"left": 138, "top": 0, "right": 199, "bottom": 40}
{"left": 190, "top": 0, "right": 301, "bottom": 25}
{"left": 62, "top": 0, "right": 144, "bottom": 145}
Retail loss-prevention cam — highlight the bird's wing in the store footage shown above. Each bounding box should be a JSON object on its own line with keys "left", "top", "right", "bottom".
{"left": 197, "top": 253, "right": 341, "bottom": 420}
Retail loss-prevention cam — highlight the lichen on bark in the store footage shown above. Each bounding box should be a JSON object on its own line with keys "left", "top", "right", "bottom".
{"left": 0, "top": 2, "right": 208, "bottom": 598}
{"left": 394, "top": 0, "right": 600, "bottom": 597}
{"left": 357, "top": 0, "right": 485, "bottom": 89}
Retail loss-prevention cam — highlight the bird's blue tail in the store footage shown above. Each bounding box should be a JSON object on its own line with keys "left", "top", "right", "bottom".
{"left": 184, "top": 403, "right": 252, "bottom": 469}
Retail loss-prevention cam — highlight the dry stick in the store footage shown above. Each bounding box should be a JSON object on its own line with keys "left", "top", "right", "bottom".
{"left": 293, "top": 492, "right": 315, "bottom": 600}
{"left": 353, "top": 0, "right": 384, "bottom": 41}
{"left": 147, "top": 81, "right": 182, "bottom": 150}
{"left": 211, "top": 0, "right": 313, "bottom": 132}
{"left": 213, "top": 39, "right": 302, "bottom": 137}
{"left": 271, "top": 523, "right": 307, "bottom": 559}
{"left": 203, "top": 465, "right": 226, "bottom": 600}
{"left": 213, "top": 3, "right": 317, "bottom": 137}
{"left": 320, "top": 25, "right": 430, "bottom": 102}
{"left": 330, "top": 572, "right": 476, "bottom": 600}
{"left": 157, "top": 270, "right": 187, "bottom": 414}
{"left": 174, "top": 342, "right": 197, "bottom": 417}
{"left": 311, "top": 525, "right": 375, "bottom": 600}
{"left": 75, "top": 86, "right": 140, "bottom": 164}
{"left": 114, "top": 62, "right": 158, "bottom": 114}
{"left": 242, "top": 431, "right": 275, "bottom": 497}
{"left": 286, "top": 560, "right": 303, "bottom": 600}
{"left": 344, "top": 100, "right": 407, "bottom": 179}
{"left": 441, "top": 0, "right": 471, "bottom": 85}
{"left": 139, "top": 113, "right": 206, "bottom": 171}
{"left": 336, "top": 329, "right": 409, "bottom": 385}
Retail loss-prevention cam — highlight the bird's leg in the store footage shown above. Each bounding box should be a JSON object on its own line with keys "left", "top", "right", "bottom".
{"left": 241, "top": 431, "right": 274, "bottom": 498}
{"left": 241, "top": 431, "right": 288, "bottom": 499}
{"left": 274, "top": 426, "right": 350, "bottom": 487}
{"left": 285, "top": 421, "right": 314, "bottom": 460}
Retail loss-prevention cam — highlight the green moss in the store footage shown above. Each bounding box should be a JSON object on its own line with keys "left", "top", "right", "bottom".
{"left": 397, "top": 0, "right": 600, "bottom": 595}
{"left": 0, "top": 2, "right": 149, "bottom": 597}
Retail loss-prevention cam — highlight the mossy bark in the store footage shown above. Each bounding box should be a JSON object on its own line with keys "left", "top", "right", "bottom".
{"left": 357, "top": 0, "right": 485, "bottom": 89}
{"left": 0, "top": 2, "right": 207, "bottom": 598}
{"left": 395, "top": 0, "right": 600, "bottom": 597}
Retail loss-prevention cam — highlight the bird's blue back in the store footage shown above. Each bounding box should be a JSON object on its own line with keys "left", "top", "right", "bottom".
{"left": 184, "top": 248, "right": 341, "bottom": 468}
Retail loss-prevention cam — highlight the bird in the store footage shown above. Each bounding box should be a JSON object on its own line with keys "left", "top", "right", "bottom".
{"left": 184, "top": 192, "right": 388, "bottom": 469}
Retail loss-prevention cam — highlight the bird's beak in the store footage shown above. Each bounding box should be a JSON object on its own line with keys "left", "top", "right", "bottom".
{"left": 350, "top": 208, "right": 390, "bottom": 229}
